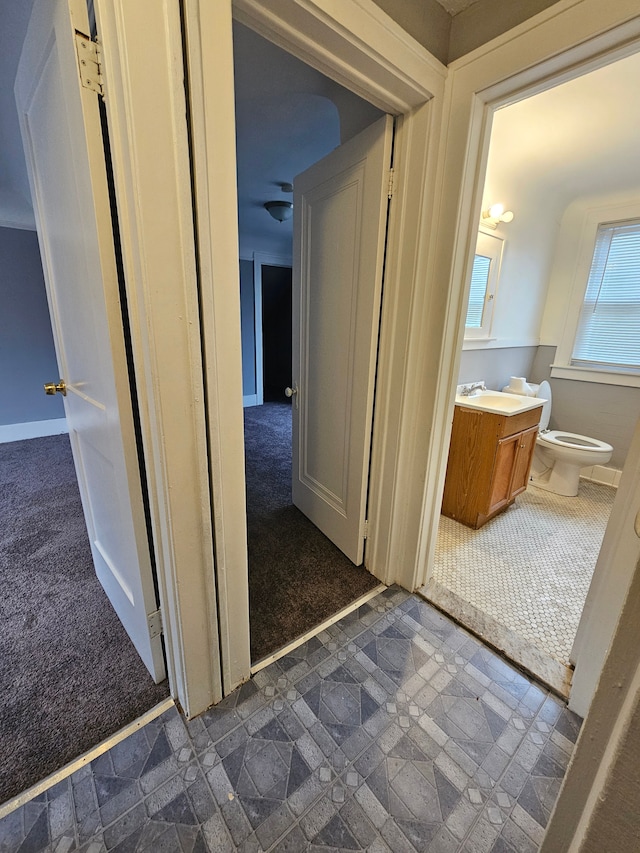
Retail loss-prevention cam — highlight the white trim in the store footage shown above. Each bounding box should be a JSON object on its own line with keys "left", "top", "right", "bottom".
{"left": 250, "top": 584, "right": 386, "bottom": 674}
{"left": 550, "top": 364, "right": 640, "bottom": 388}
{"left": 252, "top": 251, "right": 293, "bottom": 407}
{"left": 233, "top": 0, "right": 446, "bottom": 113}
{"left": 0, "top": 698, "right": 174, "bottom": 821}
{"left": 95, "top": 0, "right": 223, "bottom": 716}
{"left": 243, "top": 394, "right": 259, "bottom": 408}
{"left": 580, "top": 465, "right": 622, "bottom": 488}
{"left": 463, "top": 229, "right": 503, "bottom": 340}
{"left": 183, "top": 0, "right": 251, "bottom": 697}
{"left": 461, "top": 337, "right": 539, "bottom": 351}
{"left": 0, "top": 418, "right": 68, "bottom": 443}
{"left": 252, "top": 259, "right": 263, "bottom": 407}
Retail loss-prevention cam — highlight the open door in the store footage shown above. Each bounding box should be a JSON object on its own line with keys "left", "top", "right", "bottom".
{"left": 292, "top": 115, "right": 394, "bottom": 565}
{"left": 15, "top": 0, "right": 165, "bottom": 682}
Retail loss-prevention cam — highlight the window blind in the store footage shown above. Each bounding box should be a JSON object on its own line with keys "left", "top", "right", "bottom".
{"left": 571, "top": 220, "right": 640, "bottom": 373}
{"left": 466, "top": 254, "right": 491, "bottom": 327}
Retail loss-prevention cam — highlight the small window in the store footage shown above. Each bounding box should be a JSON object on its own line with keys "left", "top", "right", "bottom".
{"left": 571, "top": 219, "right": 640, "bottom": 374}
{"left": 464, "top": 230, "right": 503, "bottom": 339}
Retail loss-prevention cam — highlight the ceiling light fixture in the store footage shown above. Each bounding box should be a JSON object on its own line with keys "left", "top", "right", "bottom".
{"left": 264, "top": 200, "right": 293, "bottom": 222}
{"left": 481, "top": 202, "right": 514, "bottom": 229}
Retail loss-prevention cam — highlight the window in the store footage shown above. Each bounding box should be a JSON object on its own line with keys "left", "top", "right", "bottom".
{"left": 571, "top": 219, "right": 640, "bottom": 374}
{"left": 464, "top": 230, "right": 503, "bottom": 339}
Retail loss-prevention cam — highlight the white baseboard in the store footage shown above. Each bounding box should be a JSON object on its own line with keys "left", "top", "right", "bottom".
{"left": 580, "top": 464, "right": 622, "bottom": 488}
{"left": 0, "top": 418, "right": 68, "bottom": 444}
{"left": 243, "top": 394, "right": 259, "bottom": 408}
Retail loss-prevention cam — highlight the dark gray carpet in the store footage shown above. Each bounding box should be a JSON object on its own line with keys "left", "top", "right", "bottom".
{"left": 245, "top": 402, "right": 379, "bottom": 662}
{"left": 0, "top": 435, "right": 169, "bottom": 805}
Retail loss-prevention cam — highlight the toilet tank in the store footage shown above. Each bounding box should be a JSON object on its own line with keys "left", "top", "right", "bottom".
{"left": 537, "top": 380, "right": 552, "bottom": 430}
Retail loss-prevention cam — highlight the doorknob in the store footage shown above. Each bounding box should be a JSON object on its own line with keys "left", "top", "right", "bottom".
{"left": 285, "top": 384, "right": 299, "bottom": 408}
{"left": 44, "top": 380, "right": 67, "bottom": 397}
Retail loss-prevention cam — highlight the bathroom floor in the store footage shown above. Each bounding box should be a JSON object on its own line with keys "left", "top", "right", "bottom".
{"left": 429, "top": 480, "right": 615, "bottom": 667}
{"left": 0, "top": 587, "right": 582, "bottom": 852}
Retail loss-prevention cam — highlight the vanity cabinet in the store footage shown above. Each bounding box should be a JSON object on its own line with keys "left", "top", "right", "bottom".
{"left": 442, "top": 404, "right": 542, "bottom": 529}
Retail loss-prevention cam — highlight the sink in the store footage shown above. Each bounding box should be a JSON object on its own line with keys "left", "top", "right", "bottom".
{"left": 455, "top": 389, "right": 546, "bottom": 416}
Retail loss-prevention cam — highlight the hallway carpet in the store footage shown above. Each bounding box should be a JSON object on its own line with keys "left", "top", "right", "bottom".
{"left": 245, "top": 402, "right": 379, "bottom": 663}
{"left": 0, "top": 435, "right": 169, "bottom": 806}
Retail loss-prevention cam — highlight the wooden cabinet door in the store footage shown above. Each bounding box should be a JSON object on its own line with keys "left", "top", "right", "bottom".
{"left": 487, "top": 433, "right": 520, "bottom": 516}
{"left": 510, "top": 425, "right": 539, "bottom": 498}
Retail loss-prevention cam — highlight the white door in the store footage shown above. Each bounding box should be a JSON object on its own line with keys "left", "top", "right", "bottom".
{"left": 292, "top": 115, "right": 394, "bottom": 565}
{"left": 15, "top": 0, "right": 165, "bottom": 682}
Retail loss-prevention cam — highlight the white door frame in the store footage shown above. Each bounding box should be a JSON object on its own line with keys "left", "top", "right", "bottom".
{"left": 417, "top": 2, "right": 640, "bottom": 719}
{"left": 183, "top": 0, "right": 447, "bottom": 692}
{"left": 94, "top": 0, "right": 223, "bottom": 717}
{"left": 251, "top": 251, "right": 293, "bottom": 408}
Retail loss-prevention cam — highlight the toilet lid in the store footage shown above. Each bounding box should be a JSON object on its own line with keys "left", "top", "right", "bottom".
{"left": 537, "top": 381, "right": 552, "bottom": 430}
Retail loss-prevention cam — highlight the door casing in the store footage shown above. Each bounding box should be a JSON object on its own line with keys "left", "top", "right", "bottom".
{"left": 95, "top": 0, "right": 223, "bottom": 718}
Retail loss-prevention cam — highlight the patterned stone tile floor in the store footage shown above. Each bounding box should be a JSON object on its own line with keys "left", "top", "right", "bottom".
{"left": 0, "top": 587, "right": 581, "bottom": 852}
{"left": 433, "top": 480, "right": 615, "bottom": 665}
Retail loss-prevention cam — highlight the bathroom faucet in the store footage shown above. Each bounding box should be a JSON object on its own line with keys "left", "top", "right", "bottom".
{"left": 458, "top": 381, "right": 486, "bottom": 397}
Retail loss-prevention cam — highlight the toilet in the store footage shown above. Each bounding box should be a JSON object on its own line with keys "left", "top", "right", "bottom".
{"left": 529, "top": 381, "right": 613, "bottom": 496}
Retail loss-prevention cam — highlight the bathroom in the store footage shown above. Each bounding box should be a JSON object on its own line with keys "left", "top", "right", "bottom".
{"left": 426, "top": 50, "right": 640, "bottom": 694}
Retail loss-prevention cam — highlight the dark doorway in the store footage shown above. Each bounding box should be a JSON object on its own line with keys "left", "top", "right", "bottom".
{"left": 261, "top": 265, "right": 292, "bottom": 402}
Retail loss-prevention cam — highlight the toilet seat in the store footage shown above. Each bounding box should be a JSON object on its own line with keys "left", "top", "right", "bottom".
{"left": 537, "top": 430, "right": 613, "bottom": 453}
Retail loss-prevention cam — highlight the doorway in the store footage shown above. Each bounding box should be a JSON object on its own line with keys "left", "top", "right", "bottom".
{"left": 422, "top": 49, "right": 640, "bottom": 696}
{"left": 261, "top": 264, "right": 292, "bottom": 403}
{"left": 234, "top": 23, "right": 387, "bottom": 663}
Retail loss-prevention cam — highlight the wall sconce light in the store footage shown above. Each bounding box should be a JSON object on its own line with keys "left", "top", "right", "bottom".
{"left": 264, "top": 200, "right": 293, "bottom": 222}
{"left": 481, "top": 203, "right": 514, "bottom": 229}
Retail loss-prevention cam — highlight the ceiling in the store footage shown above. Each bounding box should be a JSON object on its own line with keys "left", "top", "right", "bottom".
{"left": 484, "top": 50, "right": 640, "bottom": 221}
{"left": 0, "top": 3, "right": 639, "bottom": 259}
{"left": 433, "top": 0, "right": 482, "bottom": 14}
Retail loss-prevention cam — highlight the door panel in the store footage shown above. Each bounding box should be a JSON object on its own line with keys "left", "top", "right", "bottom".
{"left": 292, "top": 115, "right": 393, "bottom": 565}
{"left": 511, "top": 426, "right": 538, "bottom": 497}
{"left": 15, "top": 0, "right": 165, "bottom": 681}
{"left": 488, "top": 434, "right": 519, "bottom": 515}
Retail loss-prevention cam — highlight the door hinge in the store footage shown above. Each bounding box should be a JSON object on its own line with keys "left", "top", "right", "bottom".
{"left": 363, "top": 520, "right": 370, "bottom": 540}
{"left": 147, "top": 608, "right": 163, "bottom": 639}
{"left": 75, "top": 31, "right": 104, "bottom": 97}
{"left": 387, "top": 168, "right": 395, "bottom": 200}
